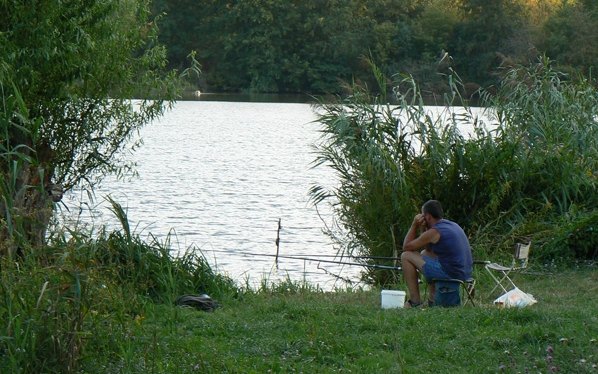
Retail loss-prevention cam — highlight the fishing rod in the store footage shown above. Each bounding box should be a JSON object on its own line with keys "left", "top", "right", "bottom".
{"left": 290, "top": 254, "right": 404, "bottom": 261}
{"left": 202, "top": 248, "right": 487, "bottom": 269}
{"left": 259, "top": 253, "right": 486, "bottom": 270}
{"left": 203, "top": 248, "right": 401, "bottom": 261}
{"left": 203, "top": 248, "right": 402, "bottom": 271}
{"left": 269, "top": 254, "right": 402, "bottom": 271}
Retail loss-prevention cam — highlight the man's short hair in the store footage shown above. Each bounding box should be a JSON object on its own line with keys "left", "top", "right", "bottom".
{"left": 422, "top": 200, "right": 443, "bottom": 219}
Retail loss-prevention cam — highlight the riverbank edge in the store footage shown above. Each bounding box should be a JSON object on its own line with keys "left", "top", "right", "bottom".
{"left": 76, "top": 265, "right": 597, "bottom": 373}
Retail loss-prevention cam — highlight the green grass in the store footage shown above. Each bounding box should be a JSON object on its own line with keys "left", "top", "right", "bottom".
{"left": 77, "top": 265, "right": 597, "bottom": 374}
{"left": 1, "top": 216, "right": 596, "bottom": 373}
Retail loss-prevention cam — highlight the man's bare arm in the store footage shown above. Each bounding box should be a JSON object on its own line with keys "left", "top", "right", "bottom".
{"left": 403, "top": 214, "right": 440, "bottom": 251}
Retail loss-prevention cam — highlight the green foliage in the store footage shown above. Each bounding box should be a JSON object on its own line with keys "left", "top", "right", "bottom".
{"left": 151, "top": 0, "right": 598, "bottom": 95}
{"left": 311, "top": 57, "right": 598, "bottom": 285}
{"left": 481, "top": 58, "right": 598, "bottom": 259}
{"left": 62, "top": 197, "right": 238, "bottom": 303}
{"left": 150, "top": 0, "right": 598, "bottom": 96}
{"left": 153, "top": 0, "right": 439, "bottom": 93}
{"left": 0, "top": 199, "right": 238, "bottom": 373}
{"left": 310, "top": 67, "right": 417, "bottom": 285}
{"left": 488, "top": 58, "right": 598, "bottom": 212}
{"left": 0, "top": 0, "right": 197, "bottom": 256}
{"left": 1, "top": 0, "right": 184, "bottom": 192}
{"left": 528, "top": 208, "right": 598, "bottom": 263}
{"left": 541, "top": 2, "right": 598, "bottom": 75}
{"left": 0, "top": 254, "right": 90, "bottom": 373}
{"left": 450, "top": 0, "right": 527, "bottom": 86}
{"left": 0, "top": 81, "right": 36, "bottom": 256}
{"left": 311, "top": 61, "right": 486, "bottom": 284}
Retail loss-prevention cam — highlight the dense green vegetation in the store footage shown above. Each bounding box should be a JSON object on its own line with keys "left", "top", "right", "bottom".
{"left": 0, "top": 0, "right": 195, "bottom": 257}
{"left": 3, "top": 0, "right": 598, "bottom": 372}
{"left": 0, "top": 3, "right": 199, "bottom": 369}
{"left": 151, "top": 0, "right": 598, "bottom": 94}
{"left": 0, "top": 200, "right": 238, "bottom": 373}
{"left": 311, "top": 57, "right": 598, "bottom": 284}
{"left": 2, "top": 229, "right": 597, "bottom": 373}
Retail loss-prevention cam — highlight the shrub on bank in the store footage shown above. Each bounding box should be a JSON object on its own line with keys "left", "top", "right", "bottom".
{"left": 0, "top": 198, "right": 238, "bottom": 373}
{"left": 311, "top": 57, "right": 598, "bottom": 285}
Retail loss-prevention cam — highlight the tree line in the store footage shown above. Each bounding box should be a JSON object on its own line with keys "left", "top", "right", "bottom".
{"left": 151, "top": 0, "right": 598, "bottom": 95}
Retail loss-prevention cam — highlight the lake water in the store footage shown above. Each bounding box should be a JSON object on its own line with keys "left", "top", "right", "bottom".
{"left": 62, "top": 98, "right": 490, "bottom": 290}
{"left": 63, "top": 100, "right": 362, "bottom": 290}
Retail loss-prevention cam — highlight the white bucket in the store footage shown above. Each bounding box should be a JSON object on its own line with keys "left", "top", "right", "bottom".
{"left": 381, "top": 290, "right": 406, "bottom": 309}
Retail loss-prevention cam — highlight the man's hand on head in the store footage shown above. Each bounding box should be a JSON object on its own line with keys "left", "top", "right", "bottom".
{"left": 413, "top": 214, "right": 425, "bottom": 227}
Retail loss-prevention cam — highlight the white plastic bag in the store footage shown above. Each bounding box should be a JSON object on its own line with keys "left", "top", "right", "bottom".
{"left": 494, "top": 287, "right": 537, "bottom": 308}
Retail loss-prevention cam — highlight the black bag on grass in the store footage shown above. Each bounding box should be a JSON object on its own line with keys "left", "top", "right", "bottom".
{"left": 175, "top": 294, "right": 220, "bottom": 312}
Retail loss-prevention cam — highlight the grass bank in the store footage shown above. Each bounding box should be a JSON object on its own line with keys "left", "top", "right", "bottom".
{"left": 2, "top": 199, "right": 596, "bottom": 373}
{"left": 81, "top": 265, "right": 597, "bottom": 373}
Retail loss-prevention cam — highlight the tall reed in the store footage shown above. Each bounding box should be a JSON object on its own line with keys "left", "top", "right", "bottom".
{"left": 0, "top": 80, "right": 40, "bottom": 261}
{"left": 482, "top": 57, "right": 598, "bottom": 260}
{"left": 311, "top": 57, "right": 598, "bottom": 285}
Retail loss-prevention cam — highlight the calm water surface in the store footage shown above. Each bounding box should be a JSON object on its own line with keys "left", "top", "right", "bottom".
{"left": 64, "top": 99, "right": 489, "bottom": 290}
{"left": 64, "top": 100, "right": 361, "bottom": 290}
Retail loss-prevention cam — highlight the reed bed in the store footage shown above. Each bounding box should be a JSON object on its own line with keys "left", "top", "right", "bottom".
{"left": 310, "top": 57, "right": 598, "bottom": 284}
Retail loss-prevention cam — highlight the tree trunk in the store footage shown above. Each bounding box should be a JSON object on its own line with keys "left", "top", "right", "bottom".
{"left": 0, "top": 153, "right": 63, "bottom": 260}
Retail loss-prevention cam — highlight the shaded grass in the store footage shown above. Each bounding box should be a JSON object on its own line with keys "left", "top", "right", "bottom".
{"left": 77, "top": 265, "right": 597, "bottom": 373}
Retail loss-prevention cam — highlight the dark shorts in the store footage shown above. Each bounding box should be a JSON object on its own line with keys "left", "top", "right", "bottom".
{"left": 422, "top": 256, "right": 450, "bottom": 280}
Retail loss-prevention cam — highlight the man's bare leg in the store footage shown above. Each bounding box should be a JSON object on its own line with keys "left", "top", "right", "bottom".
{"left": 401, "top": 251, "right": 426, "bottom": 303}
{"left": 420, "top": 249, "right": 437, "bottom": 302}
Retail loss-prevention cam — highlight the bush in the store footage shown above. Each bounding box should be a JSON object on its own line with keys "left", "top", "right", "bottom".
{"left": 0, "top": 255, "right": 89, "bottom": 373}
{"left": 311, "top": 57, "right": 598, "bottom": 285}
{"left": 0, "top": 197, "right": 238, "bottom": 373}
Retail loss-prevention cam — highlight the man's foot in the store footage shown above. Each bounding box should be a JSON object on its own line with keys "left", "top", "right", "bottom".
{"left": 404, "top": 299, "right": 424, "bottom": 308}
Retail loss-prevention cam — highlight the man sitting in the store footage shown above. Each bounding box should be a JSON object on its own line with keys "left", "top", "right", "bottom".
{"left": 401, "top": 200, "right": 473, "bottom": 308}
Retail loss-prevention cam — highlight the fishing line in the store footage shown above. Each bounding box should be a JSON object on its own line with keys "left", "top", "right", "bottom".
{"left": 201, "top": 248, "right": 402, "bottom": 270}
{"left": 201, "top": 248, "right": 486, "bottom": 270}
{"left": 202, "top": 248, "right": 401, "bottom": 261}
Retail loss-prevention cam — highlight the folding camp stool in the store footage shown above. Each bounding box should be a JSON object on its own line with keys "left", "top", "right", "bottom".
{"left": 485, "top": 242, "right": 532, "bottom": 297}
{"left": 430, "top": 277, "right": 477, "bottom": 307}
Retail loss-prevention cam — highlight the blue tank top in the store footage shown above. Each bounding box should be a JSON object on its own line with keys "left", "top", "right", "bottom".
{"left": 430, "top": 220, "right": 473, "bottom": 280}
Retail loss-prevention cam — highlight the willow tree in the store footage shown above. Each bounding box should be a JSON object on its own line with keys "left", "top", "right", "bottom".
{"left": 0, "top": 0, "right": 189, "bottom": 258}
